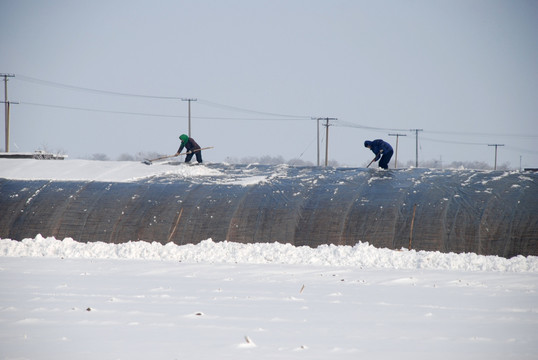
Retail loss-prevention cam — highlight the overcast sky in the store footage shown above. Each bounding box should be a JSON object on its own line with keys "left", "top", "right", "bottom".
{"left": 1, "top": 0, "right": 537, "bottom": 168}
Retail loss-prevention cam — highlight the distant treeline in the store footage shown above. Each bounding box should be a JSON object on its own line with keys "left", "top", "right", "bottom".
{"left": 78, "top": 152, "right": 510, "bottom": 170}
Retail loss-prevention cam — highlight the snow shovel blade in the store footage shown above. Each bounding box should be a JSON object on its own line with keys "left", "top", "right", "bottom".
{"left": 141, "top": 147, "right": 213, "bottom": 165}
{"left": 142, "top": 154, "right": 177, "bottom": 165}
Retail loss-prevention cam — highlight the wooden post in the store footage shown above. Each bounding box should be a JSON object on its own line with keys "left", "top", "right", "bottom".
{"left": 409, "top": 204, "right": 417, "bottom": 250}
{"left": 167, "top": 208, "right": 183, "bottom": 243}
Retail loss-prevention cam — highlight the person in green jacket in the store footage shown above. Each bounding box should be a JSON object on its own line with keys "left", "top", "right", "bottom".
{"left": 175, "top": 134, "right": 202, "bottom": 163}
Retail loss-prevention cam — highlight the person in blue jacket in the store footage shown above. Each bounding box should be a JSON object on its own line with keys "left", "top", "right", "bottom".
{"left": 364, "top": 139, "right": 393, "bottom": 169}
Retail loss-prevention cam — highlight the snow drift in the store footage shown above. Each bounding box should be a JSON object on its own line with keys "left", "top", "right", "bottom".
{"left": 2, "top": 235, "right": 536, "bottom": 272}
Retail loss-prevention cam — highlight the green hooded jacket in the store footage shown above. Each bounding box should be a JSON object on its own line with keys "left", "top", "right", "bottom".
{"left": 179, "top": 134, "right": 189, "bottom": 145}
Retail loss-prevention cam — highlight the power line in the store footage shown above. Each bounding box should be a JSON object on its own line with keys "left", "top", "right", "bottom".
{"left": 420, "top": 136, "right": 490, "bottom": 146}
{"left": 21, "top": 101, "right": 183, "bottom": 119}
{"left": 198, "top": 99, "right": 311, "bottom": 119}
{"left": 11, "top": 74, "right": 538, "bottom": 167}
{"left": 335, "top": 121, "right": 538, "bottom": 140}
{"left": 18, "top": 101, "right": 315, "bottom": 121}
{"left": 195, "top": 116, "right": 313, "bottom": 121}
{"left": 289, "top": 135, "right": 318, "bottom": 166}
{"left": 335, "top": 120, "right": 409, "bottom": 132}
{"left": 14, "top": 74, "right": 314, "bottom": 120}
{"left": 12, "top": 75, "right": 538, "bottom": 140}
{"left": 15, "top": 74, "right": 313, "bottom": 117}
{"left": 338, "top": 120, "right": 538, "bottom": 138}
{"left": 427, "top": 129, "right": 538, "bottom": 138}
{"left": 504, "top": 145, "right": 538, "bottom": 155}
{"left": 15, "top": 75, "right": 179, "bottom": 100}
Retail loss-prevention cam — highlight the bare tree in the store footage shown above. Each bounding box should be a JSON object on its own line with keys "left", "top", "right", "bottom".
{"left": 117, "top": 153, "right": 135, "bottom": 161}
{"left": 89, "top": 153, "right": 109, "bottom": 161}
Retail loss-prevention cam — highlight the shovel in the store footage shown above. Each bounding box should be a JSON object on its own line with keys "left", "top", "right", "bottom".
{"left": 366, "top": 157, "right": 376, "bottom": 168}
{"left": 142, "top": 147, "right": 214, "bottom": 165}
{"left": 142, "top": 154, "right": 177, "bottom": 165}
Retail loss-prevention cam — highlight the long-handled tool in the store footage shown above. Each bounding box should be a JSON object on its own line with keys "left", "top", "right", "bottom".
{"left": 366, "top": 157, "right": 376, "bottom": 168}
{"left": 183, "top": 146, "right": 213, "bottom": 155}
{"left": 142, "top": 154, "right": 176, "bottom": 165}
{"left": 142, "top": 147, "right": 214, "bottom": 165}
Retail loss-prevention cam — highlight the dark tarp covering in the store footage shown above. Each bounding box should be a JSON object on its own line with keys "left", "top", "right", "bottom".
{"left": 0, "top": 164, "right": 536, "bottom": 257}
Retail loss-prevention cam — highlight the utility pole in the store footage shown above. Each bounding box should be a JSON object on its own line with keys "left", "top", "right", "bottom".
{"left": 410, "top": 129, "right": 423, "bottom": 167}
{"left": 181, "top": 98, "right": 197, "bottom": 137}
{"left": 317, "top": 117, "right": 337, "bottom": 167}
{"left": 0, "top": 99, "right": 18, "bottom": 152}
{"left": 388, "top": 133, "right": 406, "bottom": 169}
{"left": 1, "top": 74, "right": 15, "bottom": 152}
{"left": 488, "top": 144, "right": 504, "bottom": 170}
{"left": 313, "top": 117, "right": 320, "bottom": 166}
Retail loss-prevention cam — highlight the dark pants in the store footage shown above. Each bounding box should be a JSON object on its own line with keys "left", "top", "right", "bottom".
{"left": 378, "top": 150, "right": 393, "bottom": 169}
{"left": 185, "top": 151, "right": 202, "bottom": 163}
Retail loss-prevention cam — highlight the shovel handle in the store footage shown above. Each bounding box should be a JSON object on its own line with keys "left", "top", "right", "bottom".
{"left": 179, "top": 146, "right": 214, "bottom": 156}
{"left": 147, "top": 146, "right": 214, "bottom": 163}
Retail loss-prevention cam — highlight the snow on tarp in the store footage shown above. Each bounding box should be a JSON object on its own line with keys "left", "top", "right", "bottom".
{"left": 0, "top": 159, "right": 536, "bottom": 257}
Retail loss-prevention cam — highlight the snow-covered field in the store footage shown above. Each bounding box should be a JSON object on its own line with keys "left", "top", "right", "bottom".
{"left": 1, "top": 159, "right": 537, "bottom": 359}
{"left": 1, "top": 236, "right": 537, "bottom": 360}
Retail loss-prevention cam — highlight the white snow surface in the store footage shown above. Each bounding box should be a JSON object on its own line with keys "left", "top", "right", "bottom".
{"left": 1, "top": 159, "right": 537, "bottom": 359}
{"left": 1, "top": 235, "right": 537, "bottom": 272}
{"left": 1, "top": 236, "right": 537, "bottom": 360}
{"left": 0, "top": 158, "right": 225, "bottom": 182}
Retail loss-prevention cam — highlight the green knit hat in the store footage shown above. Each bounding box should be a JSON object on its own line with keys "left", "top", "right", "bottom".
{"left": 179, "top": 134, "right": 189, "bottom": 144}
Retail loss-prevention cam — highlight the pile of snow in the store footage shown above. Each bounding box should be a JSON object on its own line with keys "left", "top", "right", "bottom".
{"left": 0, "top": 158, "right": 286, "bottom": 186}
{"left": 1, "top": 235, "right": 536, "bottom": 272}
{"left": 0, "top": 158, "right": 224, "bottom": 182}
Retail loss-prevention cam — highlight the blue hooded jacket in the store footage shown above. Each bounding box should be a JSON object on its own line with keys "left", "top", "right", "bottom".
{"left": 364, "top": 139, "right": 393, "bottom": 161}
